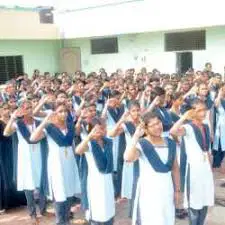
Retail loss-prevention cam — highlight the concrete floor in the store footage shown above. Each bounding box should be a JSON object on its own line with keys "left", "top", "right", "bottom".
{"left": 0, "top": 172, "right": 225, "bottom": 225}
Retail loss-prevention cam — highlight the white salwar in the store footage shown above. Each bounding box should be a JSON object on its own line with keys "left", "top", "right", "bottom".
{"left": 121, "top": 124, "right": 134, "bottom": 199}
{"left": 213, "top": 104, "right": 225, "bottom": 151}
{"left": 85, "top": 142, "right": 115, "bottom": 222}
{"left": 15, "top": 123, "right": 42, "bottom": 191}
{"left": 182, "top": 124, "right": 214, "bottom": 209}
{"left": 132, "top": 144, "right": 175, "bottom": 225}
{"left": 45, "top": 130, "right": 81, "bottom": 202}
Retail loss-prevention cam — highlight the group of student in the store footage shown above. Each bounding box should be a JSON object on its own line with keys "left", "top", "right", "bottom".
{"left": 0, "top": 64, "right": 224, "bottom": 225}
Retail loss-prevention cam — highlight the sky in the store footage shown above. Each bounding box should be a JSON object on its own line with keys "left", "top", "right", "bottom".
{"left": 0, "top": 0, "right": 56, "bottom": 7}
{"left": 0, "top": 0, "right": 129, "bottom": 8}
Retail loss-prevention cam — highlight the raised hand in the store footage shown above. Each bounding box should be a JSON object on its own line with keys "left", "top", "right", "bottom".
{"left": 183, "top": 109, "right": 195, "bottom": 121}
{"left": 11, "top": 109, "right": 23, "bottom": 120}
{"left": 120, "top": 111, "right": 130, "bottom": 123}
{"left": 43, "top": 111, "right": 56, "bottom": 124}
{"left": 133, "top": 124, "right": 145, "bottom": 139}
{"left": 152, "top": 96, "right": 161, "bottom": 106}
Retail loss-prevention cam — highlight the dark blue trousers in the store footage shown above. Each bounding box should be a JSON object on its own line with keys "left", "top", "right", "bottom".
{"left": 24, "top": 190, "right": 46, "bottom": 218}
{"left": 188, "top": 207, "right": 208, "bottom": 225}
{"left": 54, "top": 197, "right": 73, "bottom": 225}
{"left": 213, "top": 140, "right": 225, "bottom": 168}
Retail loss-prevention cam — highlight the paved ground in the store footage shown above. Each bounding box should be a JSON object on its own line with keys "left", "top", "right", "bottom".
{"left": 1, "top": 172, "right": 225, "bottom": 225}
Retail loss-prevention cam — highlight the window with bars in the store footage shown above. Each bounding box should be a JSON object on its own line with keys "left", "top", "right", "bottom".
{"left": 0, "top": 56, "right": 24, "bottom": 84}
{"left": 91, "top": 37, "right": 118, "bottom": 54}
{"left": 164, "top": 30, "right": 206, "bottom": 52}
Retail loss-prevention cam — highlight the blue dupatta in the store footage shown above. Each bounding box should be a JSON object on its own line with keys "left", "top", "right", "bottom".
{"left": 138, "top": 137, "right": 176, "bottom": 173}
{"left": 124, "top": 121, "right": 136, "bottom": 136}
{"left": 45, "top": 117, "right": 74, "bottom": 147}
{"left": 17, "top": 119, "right": 41, "bottom": 144}
{"left": 154, "top": 107, "right": 173, "bottom": 132}
{"left": 189, "top": 122, "right": 210, "bottom": 152}
{"left": 108, "top": 105, "right": 125, "bottom": 123}
{"left": 80, "top": 137, "right": 113, "bottom": 210}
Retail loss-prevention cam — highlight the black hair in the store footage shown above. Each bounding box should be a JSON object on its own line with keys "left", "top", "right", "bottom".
{"left": 127, "top": 100, "right": 140, "bottom": 110}
{"left": 109, "top": 90, "right": 121, "bottom": 98}
{"left": 190, "top": 99, "right": 206, "bottom": 109}
{"left": 141, "top": 111, "right": 159, "bottom": 126}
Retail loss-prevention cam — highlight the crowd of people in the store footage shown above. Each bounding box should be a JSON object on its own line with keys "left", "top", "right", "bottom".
{"left": 0, "top": 63, "right": 224, "bottom": 225}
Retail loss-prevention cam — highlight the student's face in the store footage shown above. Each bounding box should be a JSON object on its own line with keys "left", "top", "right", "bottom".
{"left": 8, "top": 99, "right": 17, "bottom": 109}
{"left": 32, "top": 99, "right": 39, "bottom": 108}
{"left": 78, "top": 83, "right": 84, "bottom": 93}
{"left": 93, "top": 124, "right": 106, "bottom": 139}
{"left": 194, "top": 104, "right": 207, "bottom": 121}
{"left": 2, "top": 107, "right": 10, "bottom": 119}
{"left": 108, "top": 97, "right": 120, "bottom": 108}
{"left": 206, "top": 64, "right": 212, "bottom": 71}
{"left": 66, "top": 99, "right": 73, "bottom": 109}
{"left": 145, "top": 117, "right": 163, "bottom": 137}
{"left": 181, "top": 82, "right": 190, "bottom": 92}
{"left": 6, "top": 84, "right": 16, "bottom": 95}
{"left": 165, "top": 85, "right": 174, "bottom": 95}
{"left": 198, "top": 84, "right": 208, "bottom": 97}
{"left": 129, "top": 105, "right": 140, "bottom": 120}
{"left": 200, "top": 74, "right": 209, "bottom": 82}
{"left": 57, "top": 93, "right": 67, "bottom": 104}
{"left": 22, "top": 102, "right": 33, "bottom": 117}
{"left": 128, "top": 86, "right": 137, "bottom": 98}
{"left": 151, "top": 81, "right": 160, "bottom": 88}
{"left": 158, "top": 95, "right": 165, "bottom": 106}
{"left": 56, "top": 105, "right": 68, "bottom": 121}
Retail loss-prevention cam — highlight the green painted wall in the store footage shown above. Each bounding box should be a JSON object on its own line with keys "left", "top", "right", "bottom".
{"left": 0, "top": 40, "right": 60, "bottom": 76}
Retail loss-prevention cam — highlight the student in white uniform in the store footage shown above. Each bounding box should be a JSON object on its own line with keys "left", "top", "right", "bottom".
{"left": 108, "top": 100, "right": 140, "bottom": 200}
{"left": 30, "top": 103, "right": 80, "bottom": 225}
{"left": 213, "top": 84, "right": 225, "bottom": 171}
{"left": 4, "top": 101, "right": 47, "bottom": 225}
{"left": 76, "top": 117, "right": 115, "bottom": 225}
{"left": 170, "top": 99, "right": 214, "bottom": 225}
{"left": 102, "top": 90, "right": 126, "bottom": 199}
{"left": 124, "top": 112, "right": 180, "bottom": 225}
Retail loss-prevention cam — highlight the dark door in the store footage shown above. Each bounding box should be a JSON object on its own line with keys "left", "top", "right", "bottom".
{"left": 176, "top": 52, "right": 193, "bottom": 74}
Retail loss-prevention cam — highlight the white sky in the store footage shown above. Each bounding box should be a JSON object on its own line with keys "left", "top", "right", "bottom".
{"left": 0, "top": 0, "right": 56, "bottom": 7}
{"left": 0, "top": 0, "right": 129, "bottom": 8}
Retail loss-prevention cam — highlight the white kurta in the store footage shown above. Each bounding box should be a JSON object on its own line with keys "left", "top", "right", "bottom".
{"left": 45, "top": 130, "right": 81, "bottom": 202}
{"left": 106, "top": 111, "right": 120, "bottom": 171}
{"left": 121, "top": 124, "right": 134, "bottom": 199}
{"left": 85, "top": 142, "right": 115, "bottom": 222}
{"left": 183, "top": 124, "right": 214, "bottom": 209}
{"left": 15, "top": 123, "right": 42, "bottom": 191}
{"left": 213, "top": 104, "right": 225, "bottom": 151}
{"left": 133, "top": 144, "right": 175, "bottom": 225}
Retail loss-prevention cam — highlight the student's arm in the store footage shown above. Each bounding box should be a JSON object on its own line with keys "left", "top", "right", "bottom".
{"left": 30, "top": 113, "right": 53, "bottom": 142}
{"left": 75, "top": 111, "right": 85, "bottom": 136}
{"left": 75, "top": 98, "right": 85, "bottom": 117}
{"left": 170, "top": 110, "right": 192, "bottom": 137}
{"left": 172, "top": 158, "right": 181, "bottom": 207}
{"left": 214, "top": 88, "right": 222, "bottom": 108}
{"left": 146, "top": 96, "right": 160, "bottom": 113}
{"left": 33, "top": 96, "right": 48, "bottom": 116}
{"left": 107, "top": 111, "right": 129, "bottom": 137}
{"left": 124, "top": 125, "right": 144, "bottom": 162}
{"left": 101, "top": 99, "right": 109, "bottom": 119}
{"left": 76, "top": 126, "right": 98, "bottom": 155}
{"left": 3, "top": 111, "right": 18, "bottom": 136}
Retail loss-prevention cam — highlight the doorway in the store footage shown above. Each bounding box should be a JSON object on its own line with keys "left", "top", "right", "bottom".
{"left": 60, "top": 48, "right": 81, "bottom": 74}
{"left": 176, "top": 52, "right": 193, "bottom": 74}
